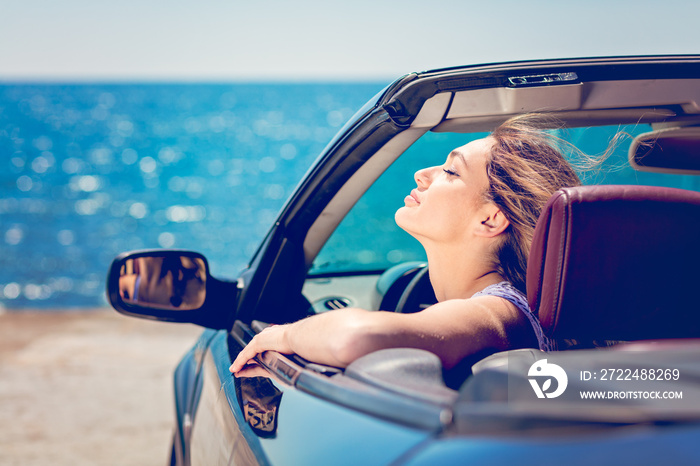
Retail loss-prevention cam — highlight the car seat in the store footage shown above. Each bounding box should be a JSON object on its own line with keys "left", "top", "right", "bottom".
{"left": 526, "top": 185, "right": 700, "bottom": 346}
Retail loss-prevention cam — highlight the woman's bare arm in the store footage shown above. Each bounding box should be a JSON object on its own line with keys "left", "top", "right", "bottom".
{"left": 229, "top": 295, "right": 534, "bottom": 376}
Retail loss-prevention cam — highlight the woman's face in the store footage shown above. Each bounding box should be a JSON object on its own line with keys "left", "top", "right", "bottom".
{"left": 395, "top": 137, "right": 494, "bottom": 245}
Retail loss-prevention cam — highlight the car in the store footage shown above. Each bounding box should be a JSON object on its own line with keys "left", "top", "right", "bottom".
{"left": 107, "top": 56, "right": 700, "bottom": 465}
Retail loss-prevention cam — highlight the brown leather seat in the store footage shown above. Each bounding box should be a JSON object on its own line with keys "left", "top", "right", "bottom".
{"left": 527, "top": 185, "right": 700, "bottom": 343}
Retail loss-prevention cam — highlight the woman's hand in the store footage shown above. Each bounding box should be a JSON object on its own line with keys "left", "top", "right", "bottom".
{"left": 230, "top": 324, "right": 293, "bottom": 375}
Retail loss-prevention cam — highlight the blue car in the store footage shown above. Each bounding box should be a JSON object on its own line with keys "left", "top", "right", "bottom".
{"left": 107, "top": 56, "right": 700, "bottom": 465}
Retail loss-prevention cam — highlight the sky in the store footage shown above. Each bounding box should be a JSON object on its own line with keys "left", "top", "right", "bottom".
{"left": 1, "top": 0, "right": 698, "bottom": 82}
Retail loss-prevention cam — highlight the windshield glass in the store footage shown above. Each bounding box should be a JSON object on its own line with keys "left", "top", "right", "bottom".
{"left": 310, "top": 124, "right": 700, "bottom": 275}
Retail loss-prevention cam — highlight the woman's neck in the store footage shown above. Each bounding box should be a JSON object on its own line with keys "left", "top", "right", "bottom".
{"left": 423, "top": 240, "right": 505, "bottom": 302}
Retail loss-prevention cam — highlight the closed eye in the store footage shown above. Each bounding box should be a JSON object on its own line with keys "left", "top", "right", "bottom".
{"left": 443, "top": 168, "right": 459, "bottom": 177}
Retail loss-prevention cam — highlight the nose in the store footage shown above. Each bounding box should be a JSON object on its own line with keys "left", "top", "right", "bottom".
{"left": 414, "top": 166, "right": 436, "bottom": 188}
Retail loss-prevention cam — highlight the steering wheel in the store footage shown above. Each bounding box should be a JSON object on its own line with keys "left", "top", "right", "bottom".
{"left": 394, "top": 266, "right": 437, "bottom": 314}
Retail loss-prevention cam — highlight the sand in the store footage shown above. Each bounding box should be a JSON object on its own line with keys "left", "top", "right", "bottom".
{"left": 0, "top": 309, "right": 203, "bottom": 466}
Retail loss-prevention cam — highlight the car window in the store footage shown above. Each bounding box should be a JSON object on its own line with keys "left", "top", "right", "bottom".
{"left": 311, "top": 124, "right": 700, "bottom": 275}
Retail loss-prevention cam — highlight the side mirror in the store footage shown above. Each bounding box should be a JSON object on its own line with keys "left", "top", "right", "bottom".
{"left": 107, "top": 250, "right": 237, "bottom": 329}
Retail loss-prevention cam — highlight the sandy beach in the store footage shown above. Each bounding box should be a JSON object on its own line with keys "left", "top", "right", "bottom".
{"left": 0, "top": 309, "right": 203, "bottom": 466}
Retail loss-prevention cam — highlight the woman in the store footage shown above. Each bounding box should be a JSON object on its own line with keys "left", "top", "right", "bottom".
{"left": 230, "top": 115, "right": 581, "bottom": 377}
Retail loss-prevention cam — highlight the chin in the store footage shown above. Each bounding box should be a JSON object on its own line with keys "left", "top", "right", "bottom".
{"left": 394, "top": 206, "right": 410, "bottom": 231}
{"left": 394, "top": 208, "right": 423, "bottom": 241}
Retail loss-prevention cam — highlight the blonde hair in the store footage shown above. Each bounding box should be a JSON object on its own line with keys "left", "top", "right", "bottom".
{"left": 485, "top": 114, "right": 581, "bottom": 291}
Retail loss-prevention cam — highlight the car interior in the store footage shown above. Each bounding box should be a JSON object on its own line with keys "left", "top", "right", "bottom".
{"left": 287, "top": 70, "right": 700, "bottom": 425}
{"left": 290, "top": 183, "right": 700, "bottom": 428}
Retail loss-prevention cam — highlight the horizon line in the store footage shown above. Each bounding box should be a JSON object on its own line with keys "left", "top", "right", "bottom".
{"left": 0, "top": 73, "right": 399, "bottom": 85}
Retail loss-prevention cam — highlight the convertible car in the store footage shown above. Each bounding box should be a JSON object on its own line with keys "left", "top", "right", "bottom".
{"left": 107, "top": 56, "right": 700, "bottom": 465}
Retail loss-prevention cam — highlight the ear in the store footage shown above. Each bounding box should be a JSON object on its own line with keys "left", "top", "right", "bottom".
{"left": 475, "top": 207, "right": 510, "bottom": 238}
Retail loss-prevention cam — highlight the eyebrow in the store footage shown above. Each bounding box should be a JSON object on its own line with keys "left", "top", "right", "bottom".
{"left": 448, "top": 150, "right": 468, "bottom": 167}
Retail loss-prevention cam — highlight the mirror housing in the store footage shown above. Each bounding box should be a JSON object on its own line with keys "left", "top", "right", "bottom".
{"left": 107, "top": 249, "right": 238, "bottom": 329}
{"left": 630, "top": 126, "right": 700, "bottom": 174}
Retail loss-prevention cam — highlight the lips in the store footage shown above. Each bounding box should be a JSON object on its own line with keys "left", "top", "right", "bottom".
{"left": 404, "top": 189, "right": 420, "bottom": 206}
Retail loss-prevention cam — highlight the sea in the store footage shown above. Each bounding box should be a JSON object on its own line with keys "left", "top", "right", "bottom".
{"left": 0, "top": 82, "right": 385, "bottom": 310}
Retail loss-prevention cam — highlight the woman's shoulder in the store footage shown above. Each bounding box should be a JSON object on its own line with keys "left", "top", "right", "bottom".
{"left": 471, "top": 281, "right": 553, "bottom": 351}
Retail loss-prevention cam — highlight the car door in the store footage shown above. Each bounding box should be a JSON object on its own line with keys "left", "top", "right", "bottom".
{"left": 187, "top": 328, "right": 442, "bottom": 466}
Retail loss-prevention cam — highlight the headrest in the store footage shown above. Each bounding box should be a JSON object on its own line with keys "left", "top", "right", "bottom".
{"left": 527, "top": 185, "right": 700, "bottom": 342}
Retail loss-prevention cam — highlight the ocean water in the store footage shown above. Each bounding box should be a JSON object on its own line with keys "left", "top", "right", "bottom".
{"left": 0, "top": 83, "right": 384, "bottom": 309}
